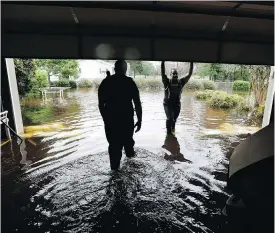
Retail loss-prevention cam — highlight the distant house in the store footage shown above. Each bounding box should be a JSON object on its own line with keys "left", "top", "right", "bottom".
{"left": 76, "top": 60, "right": 115, "bottom": 81}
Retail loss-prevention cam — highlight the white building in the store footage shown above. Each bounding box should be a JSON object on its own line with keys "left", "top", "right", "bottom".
{"left": 77, "top": 60, "right": 114, "bottom": 81}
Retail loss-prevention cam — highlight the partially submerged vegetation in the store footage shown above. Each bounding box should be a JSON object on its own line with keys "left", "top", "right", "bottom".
{"left": 52, "top": 79, "right": 77, "bottom": 88}
{"left": 134, "top": 78, "right": 217, "bottom": 91}
{"left": 77, "top": 79, "right": 93, "bottom": 88}
{"left": 202, "top": 80, "right": 216, "bottom": 90}
{"left": 195, "top": 90, "right": 216, "bottom": 100}
{"left": 134, "top": 77, "right": 162, "bottom": 90}
{"left": 195, "top": 90, "right": 245, "bottom": 109}
{"left": 211, "top": 91, "right": 243, "bottom": 109}
{"left": 248, "top": 105, "right": 265, "bottom": 126}
{"left": 233, "top": 80, "right": 250, "bottom": 92}
{"left": 195, "top": 90, "right": 264, "bottom": 125}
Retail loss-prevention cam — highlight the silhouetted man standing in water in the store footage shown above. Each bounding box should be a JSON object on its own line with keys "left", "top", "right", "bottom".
{"left": 161, "top": 61, "right": 193, "bottom": 135}
{"left": 98, "top": 60, "right": 142, "bottom": 170}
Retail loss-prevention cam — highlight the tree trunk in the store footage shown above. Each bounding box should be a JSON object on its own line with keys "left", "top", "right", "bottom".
{"left": 251, "top": 66, "right": 270, "bottom": 107}
{"left": 47, "top": 72, "right": 51, "bottom": 87}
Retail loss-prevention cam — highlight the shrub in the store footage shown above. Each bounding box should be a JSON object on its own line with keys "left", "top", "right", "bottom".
{"left": 69, "top": 80, "right": 77, "bottom": 88}
{"left": 134, "top": 77, "right": 162, "bottom": 90}
{"left": 238, "top": 100, "right": 252, "bottom": 112}
{"left": 202, "top": 80, "right": 216, "bottom": 90}
{"left": 230, "top": 94, "right": 244, "bottom": 107}
{"left": 184, "top": 79, "right": 204, "bottom": 90}
{"left": 145, "top": 78, "right": 162, "bottom": 90}
{"left": 210, "top": 91, "right": 244, "bottom": 109}
{"left": 92, "top": 78, "right": 102, "bottom": 89}
{"left": 135, "top": 78, "right": 146, "bottom": 89}
{"left": 233, "top": 80, "right": 250, "bottom": 92}
{"left": 52, "top": 79, "right": 77, "bottom": 88}
{"left": 52, "top": 79, "right": 70, "bottom": 87}
{"left": 195, "top": 90, "right": 215, "bottom": 100}
{"left": 248, "top": 105, "right": 265, "bottom": 126}
{"left": 77, "top": 79, "right": 93, "bottom": 88}
{"left": 31, "top": 69, "right": 49, "bottom": 93}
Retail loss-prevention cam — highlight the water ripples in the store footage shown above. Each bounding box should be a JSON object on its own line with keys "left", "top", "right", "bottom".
{"left": 12, "top": 148, "right": 228, "bottom": 233}
{"left": 2, "top": 90, "right": 253, "bottom": 233}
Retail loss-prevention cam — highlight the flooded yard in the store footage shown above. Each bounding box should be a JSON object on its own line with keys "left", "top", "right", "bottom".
{"left": 1, "top": 89, "right": 259, "bottom": 233}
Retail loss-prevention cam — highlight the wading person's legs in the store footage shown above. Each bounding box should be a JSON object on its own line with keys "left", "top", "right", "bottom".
{"left": 164, "top": 104, "right": 174, "bottom": 134}
{"left": 105, "top": 123, "right": 123, "bottom": 170}
{"left": 123, "top": 118, "right": 135, "bottom": 157}
{"left": 172, "top": 104, "right": 181, "bottom": 133}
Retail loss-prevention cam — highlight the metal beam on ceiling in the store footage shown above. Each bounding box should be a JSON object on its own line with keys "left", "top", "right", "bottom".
{"left": 2, "top": 1, "right": 273, "bottom": 20}
{"left": 3, "top": 27, "right": 273, "bottom": 45}
{"left": 227, "top": 1, "right": 274, "bottom": 7}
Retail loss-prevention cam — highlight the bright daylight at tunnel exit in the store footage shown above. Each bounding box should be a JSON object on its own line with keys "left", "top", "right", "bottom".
{"left": 1, "top": 1, "right": 274, "bottom": 233}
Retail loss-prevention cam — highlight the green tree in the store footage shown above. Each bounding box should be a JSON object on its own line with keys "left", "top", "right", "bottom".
{"left": 35, "top": 59, "right": 79, "bottom": 80}
{"left": 31, "top": 70, "right": 49, "bottom": 92}
{"left": 128, "top": 60, "right": 143, "bottom": 78}
{"left": 198, "top": 63, "right": 223, "bottom": 81}
{"left": 14, "top": 59, "right": 36, "bottom": 97}
{"left": 222, "top": 64, "right": 250, "bottom": 81}
{"left": 198, "top": 63, "right": 251, "bottom": 82}
{"left": 128, "top": 60, "right": 157, "bottom": 78}
{"left": 141, "top": 61, "right": 155, "bottom": 78}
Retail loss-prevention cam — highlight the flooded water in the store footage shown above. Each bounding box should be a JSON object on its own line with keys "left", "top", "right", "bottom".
{"left": 1, "top": 89, "right": 259, "bottom": 233}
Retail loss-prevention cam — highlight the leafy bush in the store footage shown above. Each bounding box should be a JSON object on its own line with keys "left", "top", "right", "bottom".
{"left": 195, "top": 90, "right": 215, "bottom": 100}
{"left": 249, "top": 105, "right": 265, "bottom": 126}
{"left": 92, "top": 78, "right": 102, "bottom": 89}
{"left": 52, "top": 79, "right": 70, "bottom": 87}
{"left": 135, "top": 78, "right": 146, "bottom": 89}
{"left": 69, "top": 80, "right": 77, "bottom": 88}
{"left": 210, "top": 91, "right": 244, "bottom": 109}
{"left": 238, "top": 100, "right": 252, "bottom": 112}
{"left": 135, "top": 77, "right": 162, "bottom": 90}
{"left": 145, "top": 78, "right": 163, "bottom": 90}
{"left": 184, "top": 79, "right": 204, "bottom": 90}
{"left": 52, "top": 79, "right": 77, "bottom": 88}
{"left": 230, "top": 94, "right": 244, "bottom": 107}
{"left": 77, "top": 79, "right": 93, "bottom": 88}
{"left": 31, "top": 70, "right": 49, "bottom": 93}
{"left": 233, "top": 80, "right": 250, "bottom": 92}
{"left": 202, "top": 80, "right": 216, "bottom": 90}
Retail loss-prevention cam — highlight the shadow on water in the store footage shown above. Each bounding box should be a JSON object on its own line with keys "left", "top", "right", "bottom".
{"left": 162, "top": 134, "right": 192, "bottom": 163}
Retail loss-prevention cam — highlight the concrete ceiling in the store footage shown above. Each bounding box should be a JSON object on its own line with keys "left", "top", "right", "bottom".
{"left": 2, "top": 1, "right": 274, "bottom": 65}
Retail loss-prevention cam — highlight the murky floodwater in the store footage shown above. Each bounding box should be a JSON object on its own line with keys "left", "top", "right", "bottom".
{"left": 1, "top": 89, "right": 259, "bottom": 233}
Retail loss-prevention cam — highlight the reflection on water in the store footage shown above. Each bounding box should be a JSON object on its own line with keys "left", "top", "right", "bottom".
{"left": 1, "top": 89, "right": 259, "bottom": 233}
{"left": 162, "top": 134, "right": 192, "bottom": 163}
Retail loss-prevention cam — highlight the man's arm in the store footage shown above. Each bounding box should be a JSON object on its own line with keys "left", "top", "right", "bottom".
{"left": 181, "top": 62, "right": 194, "bottom": 85}
{"left": 132, "top": 81, "right": 142, "bottom": 132}
{"left": 161, "top": 61, "right": 169, "bottom": 86}
{"left": 98, "top": 80, "right": 107, "bottom": 121}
